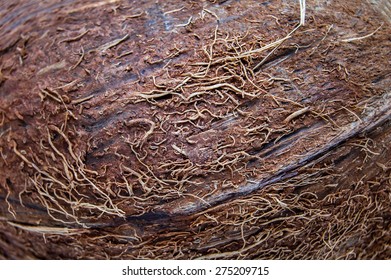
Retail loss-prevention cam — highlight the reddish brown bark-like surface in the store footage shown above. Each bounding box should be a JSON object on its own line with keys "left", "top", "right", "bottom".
{"left": 0, "top": 0, "right": 390, "bottom": 259}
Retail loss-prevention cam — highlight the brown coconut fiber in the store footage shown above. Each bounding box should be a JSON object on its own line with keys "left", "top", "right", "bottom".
{"left": 0, "top": 0, "right": 390, "bottom": 259}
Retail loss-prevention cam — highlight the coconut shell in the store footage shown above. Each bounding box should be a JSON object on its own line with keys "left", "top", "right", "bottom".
{"left": 0, "top": 0, "right": 390, "bottom": 259}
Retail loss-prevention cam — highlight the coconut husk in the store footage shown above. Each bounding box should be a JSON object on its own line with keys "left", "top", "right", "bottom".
{"left": 0, "top": 0, "right": 390, "bottom": 259}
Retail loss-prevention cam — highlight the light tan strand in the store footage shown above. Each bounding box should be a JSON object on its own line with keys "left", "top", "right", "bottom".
{"left": 12, "top": 142, "right": 69, "bottom": 189}
{"left": 5, "top": 183, "right": 17, "bottom": 219}
{"left": 340, "top": 24, "right": 383, "bottom": 43}
{"left": 163, "top": 7, "right": 184, "bottom": 15}
{"left": 253, "top": 0, "right": 306, "bottom": 70}
{"left": 48, "top": 125, "right": 79, "bottom": 162}
{"left": 37, "top": 60, "right": 67, "bottom": 75}
{"left": 342, "top": 106, "right": 362, "bottom": 123}
{"left": 59, "top": 29, "right": 89, "bottom": 43}
{"left": 175, "top": 16, "right": 193, "bottom": 27}
{"left": 123, "top": 12, "right": 144, "bottom": 19}
{"left": 284, "top": 107, "right": 310, "bottom": 123}
{"left": 124, "top": 118, "right": 156, "bottom": 141}
{"left": 96, "top": 34, "right": 129, "bottom": 52}
{"left": 172, "top": 144, "right": 188, "bottom": 157}
{"left": 70, "top": 47, "right": 85, "bottom": 70}
{"left": 71, "top": 94, "right": 94, "bottom": 105}
{"left": 8, "top": 221, "right": 87, "bottom": 235}
{"left": 64, "top": 0, "right": 122, "bottom": 14}
{"left": 203, "top": 8, "right": 219, "bottom": 21}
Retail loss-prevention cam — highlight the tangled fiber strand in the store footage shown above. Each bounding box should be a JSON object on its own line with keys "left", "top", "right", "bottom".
{"left": 0, "top": 0, "right": 390, "bottom": 259}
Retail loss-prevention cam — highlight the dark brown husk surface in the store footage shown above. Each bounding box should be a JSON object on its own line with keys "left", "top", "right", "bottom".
{"left": 0, "top": 0, "right": 390, "bottom": 259}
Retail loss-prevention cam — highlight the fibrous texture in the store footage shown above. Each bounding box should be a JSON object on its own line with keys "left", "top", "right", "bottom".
{"left": 0, "top": 0, "right": 390, "bottom": 259}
